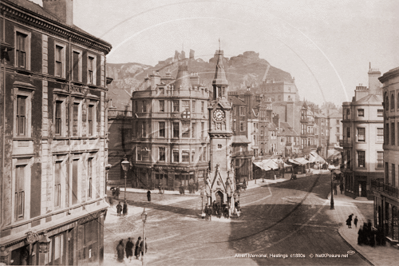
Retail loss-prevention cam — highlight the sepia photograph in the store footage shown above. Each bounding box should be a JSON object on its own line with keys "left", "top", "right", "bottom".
{"left": 0, "top": 0, "right": 398, "bottom": 265}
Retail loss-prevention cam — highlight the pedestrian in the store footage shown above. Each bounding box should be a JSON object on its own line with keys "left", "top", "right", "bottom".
{"left": 116, "top": 239, "right": 124, "bottom": 262}
{"left": 135, "top": 237, "right": 141, "bottom": 259}
{"left": 354, "top": 216, "right": 358, "bottom": 228}
{"left": 147, "top": 190, "right": 151, "bottom": 202}
{"left": 116, "top": 202, "right": 122, "bottom": 216}
{"left": 115, "top": 186, "right": 120, "bottom": 199}
{"left": 357, "top": 225, "right": 363, "bottom": 245}
{"left": 346, "top": 214, "right": 353, "bottom": 228}
{"left": 340, "top": 183, "right": 344, "bottom": 194}
{"left": 125, "top": 237, "right": 134, "bottom": 262}
{"left": 206, "top": 204, "right": 212, "bottom": 221}
{"left": 123, "top": 201, "right": 128, "bottom": 216}
{"left": 140, "top": 238, "right": 148, "bottom": 260}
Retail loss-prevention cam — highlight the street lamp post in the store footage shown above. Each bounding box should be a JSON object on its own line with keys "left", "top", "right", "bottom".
{"left": 141, "top": 208, "right": 148, "bottom": 265}
{"left": 330, "top": 170, "right": 334, "bottom": 210}
{"left": 121, "top": 158, "right": 130, "bottom": 202}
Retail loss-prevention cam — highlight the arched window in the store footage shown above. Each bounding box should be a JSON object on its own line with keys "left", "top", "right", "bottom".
{"left": 391, "top": 94, "right": 395, "bottom": 110}
{"left": 385, "top": 93, "right": 389, "bottom": 111}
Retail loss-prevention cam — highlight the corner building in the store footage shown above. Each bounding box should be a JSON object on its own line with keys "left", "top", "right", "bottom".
{"left": 131, "top": 63, "right": 210, "bottom": 190}
{"left": 342, "top": 67, "right": 383, "bottom": 199}
{"left": 372, "top": 66, "right": 399, "bottom": 244}
{"left": 0, "top": 0, "right": 112, "bottom": 265}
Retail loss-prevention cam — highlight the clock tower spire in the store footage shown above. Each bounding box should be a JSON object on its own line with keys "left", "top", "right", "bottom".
{"left": 206, "top": 48, "right": 235, "bottom": 213}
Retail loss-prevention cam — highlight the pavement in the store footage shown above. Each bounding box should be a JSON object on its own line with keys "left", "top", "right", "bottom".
{"left": 328, "top": 191, "right": 399, "bottom": 266}
{"left": 107, "top": 174, "right": 291, "bottom": 199}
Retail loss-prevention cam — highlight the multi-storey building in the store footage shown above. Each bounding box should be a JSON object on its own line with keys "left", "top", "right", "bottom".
{"left": 130, "top": 63, "right": 210, "bottom": 190}
{"left": 279, "top": 122, "right": 300, "bottom": 157}
{"left": 228, "top": 90, "right": 255, "bottom": 183}
{"left": 372, "top": 66, "right": 399, "bottom": 243}
{"left": 107, "top": 105, "right": 134, "bottom": 184}
{"left": 258, "top": 78, "right": 300, "bottom": 103}
{"left": 258, "top": 95, "right": 273, "bottom": 156}
{"left": 342, "top": 67, "right": 383, "bottom": 199}
{"left": 0, "top": 0, "right": 112, "bottom": 265}
{"left": 328, "top": 109, "right": 343, "bottom": 149}
{"left": 314, "top": 113, "right": 328, "bottom": 155}
{"left": 300, "top": 102, "right": 317, "bottom": 154}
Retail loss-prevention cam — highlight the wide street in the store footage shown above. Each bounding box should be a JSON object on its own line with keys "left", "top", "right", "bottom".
{"left": 104, "top": 174, "right": 370, "bottom": 266}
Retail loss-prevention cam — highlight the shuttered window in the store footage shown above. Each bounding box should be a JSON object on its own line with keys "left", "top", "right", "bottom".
{"left": 16, "top": 32, "right": 27, "bottom": 68}
{"left": 72, "top": 51, "right": 81, "bottom": 82}
{"left": 15, "top": 165, "right": 25, "bottom": 220}
{"left": 16, "top": 95, "right": 27, "bottom": 136}
{"left": 54, "top": 162, "right": 62, "bottom": 208}
{"left": 55, "top": 101, "right": 62, "bottom": 135}
{"left": 55, "top": 45, "right": 63, "bottom": 77}
{"left": 72, "top": 160, "right": 78, "bottom": 204}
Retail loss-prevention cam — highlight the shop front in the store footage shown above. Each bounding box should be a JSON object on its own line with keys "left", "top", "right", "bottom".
{"left": 1, "top": 209, "right": 106, "bottom": 266}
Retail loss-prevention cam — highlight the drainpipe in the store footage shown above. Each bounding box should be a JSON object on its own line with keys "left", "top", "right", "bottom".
{"left": 1, "top": 15, "right": 6, "bottom": 229}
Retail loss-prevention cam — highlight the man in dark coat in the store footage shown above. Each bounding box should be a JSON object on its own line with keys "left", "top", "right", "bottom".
{"left": 116, "top": 239, "right": 124, "bottom": 262}
{"left": 340, "top": 183, "right": 344, "bottom": 194}
{"left": 140, "top": 238, "right": 148, "bottom": 260}
{"left": 115, "top": 186, "right": 120, "bottom": 199}
{"left": 116, "top": 202, "right": 122, "bottom": 216}
{"left": 125, "top": 237, "right": 134, "bottom": 261}
{"left": 206, "top": 204, "right": 212, "bottom": 221}
{"left": 123, "top": 201, "right": 128, "bottom": 216}
{"left": 147, "top": 190, "right": 151, "bottom": 202}
{"left": 135, "top": 237, "right": 141, "bottom": 259}
{"left": 354, "top": 216, "right": 358, "bottom": 227}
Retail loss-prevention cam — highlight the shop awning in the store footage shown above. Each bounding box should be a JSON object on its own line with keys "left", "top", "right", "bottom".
{"left": 289, "top": 158, "right": 309, "bottom": 165}
{"left": 253, "top": 159, "right": 279, "bottom": 171}
{"left": 308, "top": 152, "right": 326, "bottom": 164}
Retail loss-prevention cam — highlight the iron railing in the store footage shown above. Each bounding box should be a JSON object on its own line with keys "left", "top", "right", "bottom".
{"left": 371, "top": 179, "right": 399, "bottom": 198}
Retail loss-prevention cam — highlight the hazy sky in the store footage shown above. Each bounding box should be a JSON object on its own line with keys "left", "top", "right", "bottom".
{"left": 33, "top": 0, "right": 399, "bottom": 105}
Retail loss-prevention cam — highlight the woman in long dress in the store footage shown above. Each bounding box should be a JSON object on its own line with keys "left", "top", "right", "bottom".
{"left": 116, "top": 239, "right": 124, "bottom": 262}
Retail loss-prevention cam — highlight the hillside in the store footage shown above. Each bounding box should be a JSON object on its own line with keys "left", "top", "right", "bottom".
{"left": 106, "top": 51, "right": 293, "bottom": 109}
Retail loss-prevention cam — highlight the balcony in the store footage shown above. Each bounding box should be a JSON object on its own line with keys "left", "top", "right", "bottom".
{"left": 339, "top": 139, "right": 352, "bottom": 148}
{"left": 371, "top": 180, "right": 399, "bottom": 198}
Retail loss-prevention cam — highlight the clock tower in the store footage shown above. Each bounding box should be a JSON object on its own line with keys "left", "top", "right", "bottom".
{"left": 206, "top": 49, "right": 235, "bottom": 211}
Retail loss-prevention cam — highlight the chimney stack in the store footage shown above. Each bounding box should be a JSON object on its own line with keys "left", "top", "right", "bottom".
{"left": 43, "top": 0, "right": 73, "bottom": 26}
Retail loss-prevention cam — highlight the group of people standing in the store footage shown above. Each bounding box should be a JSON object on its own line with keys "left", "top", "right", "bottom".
{"left": 357, "top": 220, "right": 385, "bottom": 247}
{"left": 116, "top": 237, "right": 148, "bottom": 262}
{"left": 346, "top": 214, "right": 386, "bottom": 247}
{"left": 116, "top": 201, "right": 128, "bottom": 216}
{"left": 203, "top": 200, "right": 241, "bottom": 221}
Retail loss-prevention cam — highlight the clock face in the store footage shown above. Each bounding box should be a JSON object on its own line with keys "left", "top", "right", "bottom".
{"left": 213, "top": 109, "right": 225, "bottom": 121}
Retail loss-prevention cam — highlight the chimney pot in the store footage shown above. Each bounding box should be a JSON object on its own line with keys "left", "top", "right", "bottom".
{"left": 43, "top": 0, "right": 74, "bottom": 26}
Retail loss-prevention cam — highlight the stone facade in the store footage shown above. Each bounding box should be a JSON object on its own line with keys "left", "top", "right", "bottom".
{"left": 342, "top": 67, "right": 384, "bottom": 200}
{"left": 0, "top": 0, "right": 111, "bottom": 264}
{"left": 130, "top": 60, "right": 210, "bottom": 191}
{"left": 372, "top": 66, "right": 399, "bottom": 243}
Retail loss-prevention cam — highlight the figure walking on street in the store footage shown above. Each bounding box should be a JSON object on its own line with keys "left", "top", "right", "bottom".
{"left": 140, "top": 238, "right": 148, "bottom": 261}
{"left": 354, "top": 216, "right": 358, "bottom": 228}
{"left": 125, "top": 237, "right": 134, "bottom": 262}
{"left": 115, "top": 186, "right": 120, "bottom": 200}
{"left": 116, "top": 202, "right": 122, "bottom": 216}
{"left": 340, "top": 183, "right": 344, "bottom": 194}
{"left": 346, "top": 214, "right": 353, "bottom": 228}
{"left": 135, "top": 237, "right": 141, "bottom": 259}
{"left": 123, "top": 201, "right": 128, "bottom": 216}
{"left": 147, "top": 190, "right": 151, "bottom": 202}
{"left": 116, "top": 239, "right": 124, "bottom": 262}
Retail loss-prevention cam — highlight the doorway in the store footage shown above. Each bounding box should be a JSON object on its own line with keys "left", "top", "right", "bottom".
{"left": 359, "top": 181, "right": 367, "bottom": 197}
{"left": 215, "top": 191, "right": 224, "bottom": 206}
